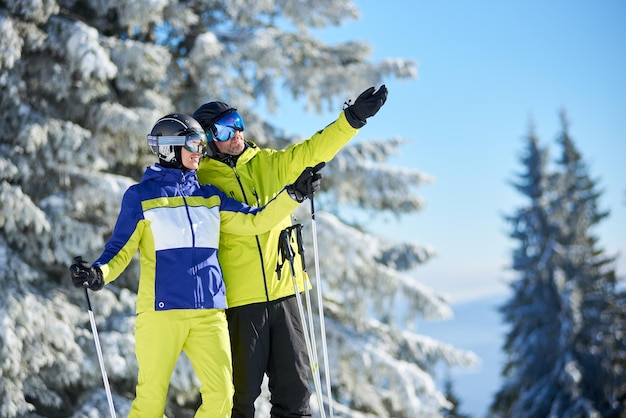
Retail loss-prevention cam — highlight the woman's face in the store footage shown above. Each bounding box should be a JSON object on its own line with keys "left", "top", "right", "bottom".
{"left": 181, "top": 147, "right": 202, "bottom": 170}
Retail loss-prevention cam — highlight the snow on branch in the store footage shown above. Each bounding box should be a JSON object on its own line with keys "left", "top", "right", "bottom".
{"left": 0, "top": 292, "right": 83, "bottom": 416}
{"left": 301, "top": 209, "right": 450, "bottom": 323}
{"left": 47, "top": 17, "right": 117, "bottom": 82}
{"left": 326, "top": 138, "right": 434, "bottom": 214}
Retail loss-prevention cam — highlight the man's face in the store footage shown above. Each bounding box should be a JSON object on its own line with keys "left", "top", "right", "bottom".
{"left": 214, "top": 129, "right": 246, "bottom": 156}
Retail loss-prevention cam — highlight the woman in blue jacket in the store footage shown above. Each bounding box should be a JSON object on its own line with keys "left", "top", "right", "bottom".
{"left": 70, "top": 113, "right": 322, "bottom": 418}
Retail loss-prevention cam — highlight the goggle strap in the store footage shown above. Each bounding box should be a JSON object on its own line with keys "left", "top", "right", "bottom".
{"left": 147, "top": 135, "right": 187, "bottom": 147}
{"left": 147, "top": 133, "right": 207, "bottom": 152}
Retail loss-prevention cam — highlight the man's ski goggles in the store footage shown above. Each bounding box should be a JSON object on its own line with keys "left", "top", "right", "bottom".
{"left": 147, "top": 131, "right": 208, "bottom": 153}
{"left": 209, "top": 111, "right": 245, "bottom": 142}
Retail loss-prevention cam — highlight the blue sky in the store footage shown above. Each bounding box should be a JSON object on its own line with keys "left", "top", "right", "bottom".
{"left": 264, "top": 1, "right": 626, "bottom": 416}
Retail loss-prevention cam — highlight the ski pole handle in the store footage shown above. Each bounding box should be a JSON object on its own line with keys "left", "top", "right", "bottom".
{"left": 294, "top": 224, "right": 306, "bottom": 272}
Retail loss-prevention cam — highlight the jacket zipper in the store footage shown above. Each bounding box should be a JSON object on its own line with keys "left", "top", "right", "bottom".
{"left": 179, "top": 177, "right": 202, "bottom": 308}
{"left": 232, "top": 167, "right": 271, "bottom": 302}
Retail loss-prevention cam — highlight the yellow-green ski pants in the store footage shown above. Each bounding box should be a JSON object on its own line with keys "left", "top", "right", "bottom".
{"left": 128, "top": 309, "right": 233, "bottom": 417}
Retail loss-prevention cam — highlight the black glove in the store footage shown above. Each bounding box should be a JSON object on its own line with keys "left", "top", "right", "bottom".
{"left": 344, "top": 85, "right": 388, "bottom": 128}
{"left": 287, "top": 162, "right": 325, "bottom": 202}
{"left": 70, "top": 256, "right": 104, "bottom": 291}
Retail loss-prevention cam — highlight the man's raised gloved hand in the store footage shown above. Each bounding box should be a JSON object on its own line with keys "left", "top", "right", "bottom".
{"left": 70, "top": 256, "right": 104, "bottom": 291}
{"left": 287, "top": 162, "right": 325, "bottom": 202}
{"left": 344, "top": 85, "right": 388, "bottom": 128}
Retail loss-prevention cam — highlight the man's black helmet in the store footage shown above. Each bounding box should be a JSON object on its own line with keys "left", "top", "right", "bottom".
{"left": 193, "top": 101, "right": 236, "bottom": 132}
{"left": 147, "top": 114, "right": 204, "bottom": 166}
{"left": 192, "top": 101, "right": 237, "bottom": 157}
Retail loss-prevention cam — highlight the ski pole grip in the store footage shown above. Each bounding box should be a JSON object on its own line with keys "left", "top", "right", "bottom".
{"left": 280, "top": 228, "right": 297, "bottom": 277}
{"left": 294, "top": 224, "right": 307, "bottom": 272}
{"left": 72, "top": 256, "right": 92, "bottom": 289}
{"left": 295, "top": 224, "right": 304, "bottom": 253}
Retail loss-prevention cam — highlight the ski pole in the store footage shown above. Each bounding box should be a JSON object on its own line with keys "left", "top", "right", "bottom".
{"left": 74, "top": 257, "right": 117, "bottom": 418}
{"left": 278, "top": 228, "right": 326, "bottom": 418}
{"left": 309, "top": 195, "right": 334, "bottom": 417}
{"left": 293, "top": 224, "right": 321, "bottom": 380}
{"left": 293, "top": 224, "right": 324, "bottom": 407}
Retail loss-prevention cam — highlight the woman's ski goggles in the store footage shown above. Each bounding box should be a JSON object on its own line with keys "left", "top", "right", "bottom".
{"left": 147, "top": 131, "right": 208, "bottom": 153}
{"left": 209, "top": 111, "right": 245, "bottom": 142}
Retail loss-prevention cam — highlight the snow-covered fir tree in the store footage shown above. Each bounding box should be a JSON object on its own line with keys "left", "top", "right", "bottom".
{"left": 490, "top": 126, "right": 562, "bottom": 417}
{"left": 550, "top": 112, "right": 626, "bottom": 416}
{"left": 0, "top": 1, "right": 478, "bottom": 416}
{"left": 491, "top": 115, "right": 626, "bottom": 417}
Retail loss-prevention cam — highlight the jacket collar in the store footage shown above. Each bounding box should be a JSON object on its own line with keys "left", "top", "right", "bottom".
{"left": 143, "top": 164, "right": 197, "bottom": 183}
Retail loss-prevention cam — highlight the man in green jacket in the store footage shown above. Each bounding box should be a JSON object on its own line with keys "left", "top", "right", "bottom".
{"left": 192, "top": 85, "right": 388, "bottom": 418}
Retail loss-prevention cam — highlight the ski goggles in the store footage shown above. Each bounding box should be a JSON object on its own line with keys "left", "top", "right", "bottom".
{"left": 209, "top": 111, "right": 245, "bottom": 142}
{"left": 147, "top": 131, "right": 208, "bottom": 153}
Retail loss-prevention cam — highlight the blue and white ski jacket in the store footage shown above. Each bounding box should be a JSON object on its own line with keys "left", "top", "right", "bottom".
{"left": 93, "top": 164, "right": 299, "bottom": 314}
